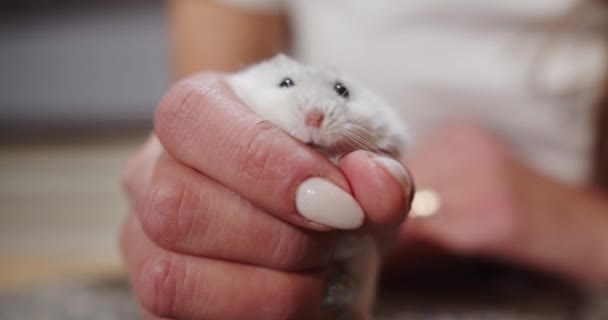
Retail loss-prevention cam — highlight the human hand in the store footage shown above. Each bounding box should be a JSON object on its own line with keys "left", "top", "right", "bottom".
{"left": 120, "top": 74, "right": 413, "bottom": 319}
{"left": 400, "top": 121, "right": 525, "bottom": 253}
{"left": 394, "top": 121, "right": 608, "bottom": 284}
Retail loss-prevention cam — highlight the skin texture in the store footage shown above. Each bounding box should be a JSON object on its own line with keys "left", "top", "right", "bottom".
{"left": 226, "top": 54, "right": 412, "bottom": 317}
{"left": 121, "top": 1, "right": 608, "bottom": 318}
{"left": 121, "top": 74, "right": 411, "bottom": 319}
{"left": 398, "top": 121, "right": 608, "bottom": 285}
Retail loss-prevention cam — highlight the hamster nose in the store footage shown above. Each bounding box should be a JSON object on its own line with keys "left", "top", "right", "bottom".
{"left": 305, "top": 110, "right": 325, "bottom": 128}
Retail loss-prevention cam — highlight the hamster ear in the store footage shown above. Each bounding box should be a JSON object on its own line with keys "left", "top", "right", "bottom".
{"left": 270, "top": 53, "right": 297, "bottom": 65}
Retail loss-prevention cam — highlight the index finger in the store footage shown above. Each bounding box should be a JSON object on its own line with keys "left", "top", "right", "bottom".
{"left": 154, "top": 73, "right": 364, "bottom": 230}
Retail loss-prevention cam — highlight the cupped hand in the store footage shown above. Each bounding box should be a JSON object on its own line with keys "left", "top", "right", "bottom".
{"left": 120, "top": 73, "right": 413, "bottom": 319}
{"left": 394, "top": 121, "right": 608, "bottom": 284}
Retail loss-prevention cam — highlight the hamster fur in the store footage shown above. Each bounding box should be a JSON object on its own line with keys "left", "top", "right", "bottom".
{"left": 226, "top": 54, "right": 411, "bottom": 319}
{"left": 227, "top": 54, "right": 409, "bottom": 160}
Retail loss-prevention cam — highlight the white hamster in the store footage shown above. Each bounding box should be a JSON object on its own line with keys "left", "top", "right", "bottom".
{"left": 227, "top": 54, "right": 410, "bottom": 319}
{"left": 227, "top": 54, "right": 409, "bottom": 161}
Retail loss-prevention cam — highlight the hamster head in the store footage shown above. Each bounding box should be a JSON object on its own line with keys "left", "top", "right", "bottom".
{"left": 227, "top": 54, "right": 408, "bottom": 158}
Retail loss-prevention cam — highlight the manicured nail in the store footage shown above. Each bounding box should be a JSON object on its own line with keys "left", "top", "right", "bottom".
{"left": 296, "top": 177, "right": 365, "bottom": 229}
{"left": 371, "top": 155, "right": 413, "bottom": 199}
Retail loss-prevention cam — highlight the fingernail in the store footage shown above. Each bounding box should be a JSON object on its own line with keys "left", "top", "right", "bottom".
{"left": 371, "top": 155, "right": 413, "bottom": 199}
{"left": 296, "top": 177, "right": 365, "bottom": 230}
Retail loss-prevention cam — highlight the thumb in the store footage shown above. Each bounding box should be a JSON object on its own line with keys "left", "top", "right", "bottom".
{"left": 338, "top": 151, "right": 413, "bottom": 230}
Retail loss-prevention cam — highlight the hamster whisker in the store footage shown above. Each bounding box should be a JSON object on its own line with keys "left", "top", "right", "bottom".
{"left": 345, "top": 124, "right": 379, "bottom": 142}
{"left": 348, "top": 123, "right": 382, "bottom": 148}
{"left": 341, "top": 129, "right": 382, "bottom": 153}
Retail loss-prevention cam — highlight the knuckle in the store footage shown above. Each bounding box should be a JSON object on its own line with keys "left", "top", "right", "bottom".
{"left": 154, "top": 79, "right": 218, "bottom": 144}
{"left": 236, "top": 120, "right": 286, "bottom": 183}
{"left": 137, "top": 255, "right": 180, "bottom": 318}
{"left": 141, "top": 179, "right": 195, "bottom": 249}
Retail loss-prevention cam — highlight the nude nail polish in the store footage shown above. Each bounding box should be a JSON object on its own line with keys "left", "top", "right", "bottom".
{"left": 296, "top": 177, "right": 364, "bottom": 229}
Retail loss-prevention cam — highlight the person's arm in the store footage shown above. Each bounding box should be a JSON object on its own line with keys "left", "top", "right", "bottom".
{"left": 167, "top": 0, "right": 289, "bottom": 77}
{"left": 517, "top": 182, "right": 608, "bottom": 284}
{"left": 395, "top": 121, "right": 608, "bottom": 286}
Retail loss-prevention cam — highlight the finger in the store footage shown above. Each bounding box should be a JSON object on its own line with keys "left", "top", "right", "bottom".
{"left": 120, "top": 215, "right": 326, "bottom": 320}
{"left": 121, "top": 135, "right": 165, "bottom": 209}
{"left": 154, "top": 74, "right": 363, "bottom": 230}
{"left": 338, "top": 151, "right": 413, "bottom": 230}
{"left": 133, "top": 149, "right": 336, "bottom": 271}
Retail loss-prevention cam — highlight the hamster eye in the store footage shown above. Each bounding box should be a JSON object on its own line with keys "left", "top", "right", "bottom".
{"left": 334, "top": 82, "right": 350, "bottom": 99}
{"left": 279, "top": 77, "right": 295, "bottom": 88}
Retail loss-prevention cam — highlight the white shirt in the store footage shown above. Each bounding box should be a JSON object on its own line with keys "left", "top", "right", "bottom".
{"left": 215, "top": 0, "right": 605, "bottom": 184}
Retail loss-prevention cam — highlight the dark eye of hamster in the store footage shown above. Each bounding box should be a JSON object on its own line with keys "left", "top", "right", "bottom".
{"left": 279, "top": 78, "right": 295, "bottom": 88}
{"left": 334, "top": 82, "right": 350, "bottom": 98}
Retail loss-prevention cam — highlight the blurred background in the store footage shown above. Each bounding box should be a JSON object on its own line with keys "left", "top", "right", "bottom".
{"left": 0, "top": 0, "right": 168, "bottom": 290}
{"left": 2, "top": 1, "right": 608, "bottom": 319}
